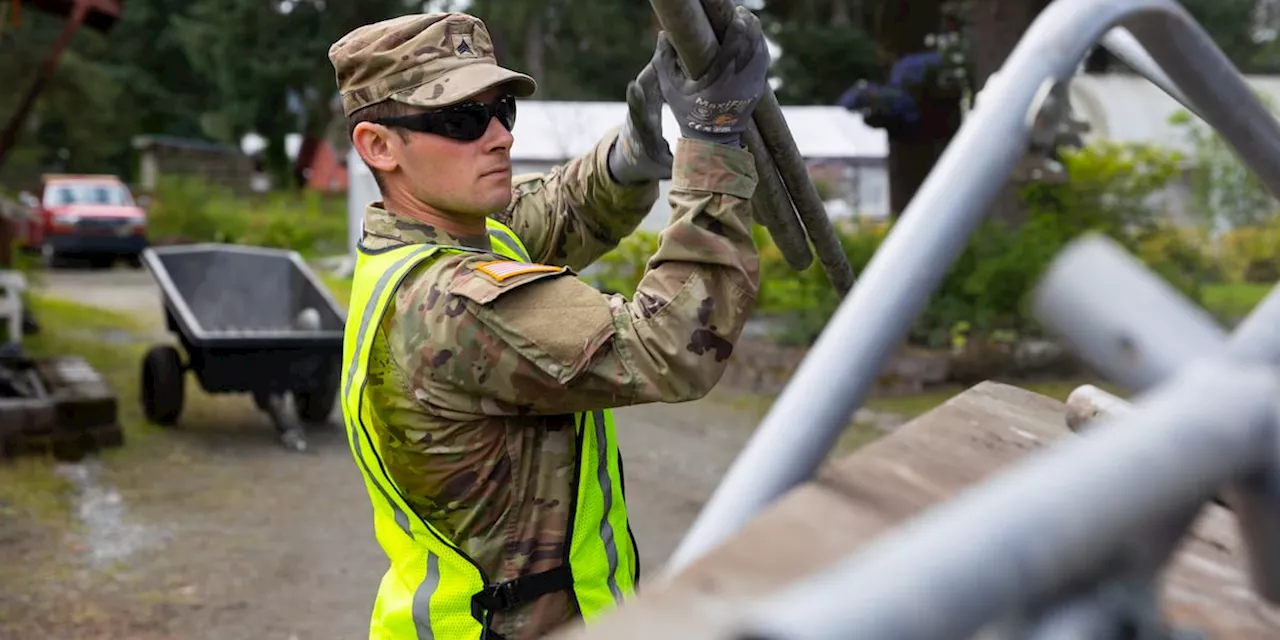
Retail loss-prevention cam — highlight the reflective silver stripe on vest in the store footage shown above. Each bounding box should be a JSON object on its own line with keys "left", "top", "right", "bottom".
{"left": 592, "top": 409, "right": 623, "bottom": 602}
{"left": 350, "top": 420, "right": 414, "bottom": 537}
{"left": 347, "top": 245, "right": 438, "bottom": 537}
{"left": 487, "top": 227, "right": 531, "bottom": 262}
{"left": 346, "top": 243, "right": 497, "bottom": 537}
{"left": 412, "top": 552, "right": 441, "bottom": 639}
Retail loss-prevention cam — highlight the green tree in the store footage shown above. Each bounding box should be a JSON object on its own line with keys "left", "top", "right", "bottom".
{"left": 0, "top": 10, "right": 133, "bottom": 186}
{"left": 171, "top": 0, "right": 417, "bottom": 187}
{"left": 757, "top": 0, "right": 879, "bottom": 105}
{"left": 465, "top": 0, "right": 657, "bottom": 101}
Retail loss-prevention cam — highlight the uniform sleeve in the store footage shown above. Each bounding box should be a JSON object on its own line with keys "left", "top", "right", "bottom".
{"left": 491, "top": 127, "right": 660, "bottom": 271}
{"left": 386, "top": 137, "right": 760, "bottom": 417}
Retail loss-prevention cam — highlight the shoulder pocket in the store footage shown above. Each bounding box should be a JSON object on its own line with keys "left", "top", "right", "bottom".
{"left": 448, "top": 261, "right": 570, "bottom": 305}
{"left": 447, "top": 264, "right": 614, "bottom": 384}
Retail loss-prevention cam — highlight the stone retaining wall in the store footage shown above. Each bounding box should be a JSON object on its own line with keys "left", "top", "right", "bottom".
{"left": 720, "top": 334, "right": 1086, "bottom": 397}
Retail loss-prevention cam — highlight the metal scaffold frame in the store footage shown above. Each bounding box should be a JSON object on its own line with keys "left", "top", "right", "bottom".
{"left": 660, "top": 0, "right": 1280, "bottom": 636}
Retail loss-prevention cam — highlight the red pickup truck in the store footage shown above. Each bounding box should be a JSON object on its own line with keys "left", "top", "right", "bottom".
{"left": 17, "top": 174, "right": 149, "bottom": 268}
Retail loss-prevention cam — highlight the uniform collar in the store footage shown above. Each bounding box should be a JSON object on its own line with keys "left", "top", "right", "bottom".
{"left": 360, "top": 202, "right": 493, "bottom": 252}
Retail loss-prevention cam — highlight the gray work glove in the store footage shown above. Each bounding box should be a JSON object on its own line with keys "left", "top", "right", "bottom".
{"left": 652, "top": 6, "right": 771, "bottom": 146}
{"left": 607, "top": 62, "right": 674, "bottom": 185}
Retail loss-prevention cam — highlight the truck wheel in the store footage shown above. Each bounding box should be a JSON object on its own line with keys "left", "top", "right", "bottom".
{"left": 141, "top": 345, "right": 184, "bottom": 426}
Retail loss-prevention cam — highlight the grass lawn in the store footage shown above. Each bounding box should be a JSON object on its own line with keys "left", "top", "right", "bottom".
{"left": 318, "top": 272, "right": 351, "bottom": 309}
{"left": 1201, "top": 282, "right": 1273, "bottom": 321}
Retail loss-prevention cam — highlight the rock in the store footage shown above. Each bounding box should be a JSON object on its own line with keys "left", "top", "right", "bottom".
{"left": 949, "top": 338, "right": 1084, "bottom": 383}
{"left": 720, "top": 338, "right": 951, "bottom": 398}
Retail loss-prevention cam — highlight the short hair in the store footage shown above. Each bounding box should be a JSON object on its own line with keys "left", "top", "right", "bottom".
{"left": 347, "top": 99, "right": 420, "bottom": 192}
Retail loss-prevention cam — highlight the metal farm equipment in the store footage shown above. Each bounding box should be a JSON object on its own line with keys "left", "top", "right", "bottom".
{"left": 559, "top": 0, "right": 1280, "bottom": 637}
{"left": 139, "top": 243, "right": 346, "bottom": 451}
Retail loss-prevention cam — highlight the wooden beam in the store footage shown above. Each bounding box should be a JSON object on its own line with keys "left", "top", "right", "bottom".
{"left": 551, "top": 382, "right": 1280, "bottom": 639}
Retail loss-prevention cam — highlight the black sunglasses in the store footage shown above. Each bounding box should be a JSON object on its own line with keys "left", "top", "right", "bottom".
{"left": 373, "top": 94, "right": 517, "bottom": 142}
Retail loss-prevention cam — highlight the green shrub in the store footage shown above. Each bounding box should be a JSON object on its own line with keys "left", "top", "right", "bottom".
{"left": 583, "top": 230, "right": 660, "bottom": 296}
{"left": 755, "top": 219, "right": 886, "bottom": 345}
{"left": 582, "top": 139, "right": 1217, "bottom": 349}
{"left": 144, "top": 175, "right": 347, "bottom": 256}
{"left": 1217, "top": 221, "right": 1280, "bottom": 283}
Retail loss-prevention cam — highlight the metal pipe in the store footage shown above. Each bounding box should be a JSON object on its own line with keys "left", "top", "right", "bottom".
{"left": 1017, "top": 596, "right": 1124, "bottom": 640}
{"left": 1034, "top": 234, "right": 1280, "bottom": 601}
{"left": 1122, "top": 8, "right": 1280, "bottom": 201}
{"left": 647, "top": 0, "right": 813, "bottom": 272}
{"left": 698, "top": 0, "right": 855, "bottom": 294}
{"left": 744, "top": 125, "right": 815, "bottom": 272}
{"left": 647, "top": 0, "right": 863, "bottom": 283}
{"left": 734, "top": 363, "right": 1280, "bottom": 640}
{"left": 665, "top": 0, "right": 1280, "bottom": 577}
{"left": 1098, "top": 28, "right": 1198, "bottom": 117}
{"left": 1030, "top": 234, "right": 1227, "bottom": 390}
{"left": 1224, "top": 280, "right": 1280, "bottom": 364}
{"left": 661, "top": 0, "right": 1100, "bottom": 576}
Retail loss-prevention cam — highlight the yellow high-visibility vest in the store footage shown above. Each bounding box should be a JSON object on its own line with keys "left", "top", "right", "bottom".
{"left": 341, "top": 217, "right": 638, "bottom": 639}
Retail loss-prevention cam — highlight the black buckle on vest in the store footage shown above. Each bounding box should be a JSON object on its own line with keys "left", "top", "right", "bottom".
{"left": 472, "top": 564, "right": 574, "bottom": 613}
{"left": 482, "top": 580, "right": 523, "bottom": 610}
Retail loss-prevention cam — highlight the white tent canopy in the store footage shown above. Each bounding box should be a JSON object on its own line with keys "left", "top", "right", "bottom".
{"left": 505, "top": 101, "right": 886, "bottom": 165}
{"left": 1067, "top": 73, "right": 1280, "bottom": 154}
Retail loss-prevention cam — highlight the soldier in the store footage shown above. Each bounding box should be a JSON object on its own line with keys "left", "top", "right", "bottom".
{"left": 331, "top": 7, "right": 769, "bottom": 640}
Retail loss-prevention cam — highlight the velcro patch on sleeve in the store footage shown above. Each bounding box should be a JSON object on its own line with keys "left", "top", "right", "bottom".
{"left": 475, "top": 260, "right": 564, "bottom": 282}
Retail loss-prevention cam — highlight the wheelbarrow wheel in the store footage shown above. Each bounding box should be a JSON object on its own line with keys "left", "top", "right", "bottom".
{"left": 141, "top": 345, "right": 184, "bottom": 426}
{"left": 294, "top": 372, "right": 339, "bottom": 426}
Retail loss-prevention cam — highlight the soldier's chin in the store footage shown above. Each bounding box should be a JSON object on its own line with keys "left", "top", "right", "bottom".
{"left": 473, "top": 187, "right": 513, "bottom": 216}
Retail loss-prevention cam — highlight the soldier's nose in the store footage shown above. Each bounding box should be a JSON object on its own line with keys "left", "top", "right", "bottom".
{"left": 481, "top": 116, "right": 513, "bottom": 151}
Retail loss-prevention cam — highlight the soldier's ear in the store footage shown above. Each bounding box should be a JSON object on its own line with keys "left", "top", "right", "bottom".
{"left": 352, "top": 122, "right": 400, "bottom": 174}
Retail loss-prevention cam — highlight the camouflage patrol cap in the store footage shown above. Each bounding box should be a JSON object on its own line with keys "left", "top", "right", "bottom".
{"left": 329, "top": 12, "right": 537, "bottom": 117}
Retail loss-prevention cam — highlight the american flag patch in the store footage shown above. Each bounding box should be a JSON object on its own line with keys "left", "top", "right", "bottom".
{"left": 475, "top": 260, "right": 563, "bottom": 282}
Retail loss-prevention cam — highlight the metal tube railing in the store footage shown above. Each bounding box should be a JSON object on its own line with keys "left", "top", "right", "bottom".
{"left": 735, "top": 362, "right": 1279, "bottom": 640}
{"left": 1098, "top": 28, "right": 1198, "bottom": 116}
{"left": 664, "top": 0, "right": 1280, "bottom": 578}
{"left": 1033, "top": 236, "right": 1280, "bottom": 603}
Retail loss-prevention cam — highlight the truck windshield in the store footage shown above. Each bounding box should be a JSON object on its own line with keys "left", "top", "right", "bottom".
{"left": 45, "top": 183, "right": 133, "bottom": 207}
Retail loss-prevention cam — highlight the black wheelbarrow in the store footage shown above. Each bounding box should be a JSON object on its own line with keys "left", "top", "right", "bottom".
{"left": 138, "top": 243, "right": 347, "bottom": 451}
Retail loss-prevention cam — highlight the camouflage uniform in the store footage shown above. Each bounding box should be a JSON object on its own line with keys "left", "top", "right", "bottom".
{"left": 333, "top": 12, "right": 760, "bottom": 639}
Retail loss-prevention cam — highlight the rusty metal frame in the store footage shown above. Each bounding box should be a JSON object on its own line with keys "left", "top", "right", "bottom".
{"left": 0, "top": 0, "right": 123, "bottom": 171}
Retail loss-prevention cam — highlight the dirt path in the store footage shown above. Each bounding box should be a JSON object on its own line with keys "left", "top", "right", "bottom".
{"left": 3, "top": 266, "right": 770, "bottom": 639}
{"left": 36, "top": 265, "right": 164, "bottom": 316}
